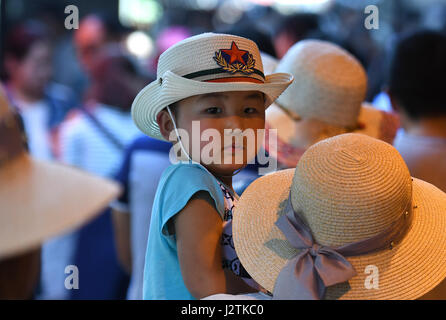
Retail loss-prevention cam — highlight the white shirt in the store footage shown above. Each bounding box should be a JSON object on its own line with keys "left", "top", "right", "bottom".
{"left": 16, "top": 99, "right": 53, "bottom": 161}
{"left": 59, "top": 104, "right": 140, "bottom": 177}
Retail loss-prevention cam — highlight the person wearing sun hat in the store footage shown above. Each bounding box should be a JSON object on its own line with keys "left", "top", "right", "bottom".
{"left": 265, "top": 40, "right": 400, "bottom": 169}
{"left": 132, "top": 33, "right": 293, "bottom": 142}
{"left": 131, "top": 33, "right": 293, "bottom": 299}
{"left": 0, "top": 86, "right": 121, "bottom": 299}
{"left": 230, "top": 133, "right": 446, "bottom": 300}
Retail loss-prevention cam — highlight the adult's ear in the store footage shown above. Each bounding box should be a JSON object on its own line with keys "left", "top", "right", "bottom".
{"left": 156, "top": 109, "right": 174, "bottom": 141}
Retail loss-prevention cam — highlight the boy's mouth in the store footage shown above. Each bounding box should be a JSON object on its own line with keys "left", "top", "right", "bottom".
{"left": 223, "top": 143, "right": 245, "bottom": 153}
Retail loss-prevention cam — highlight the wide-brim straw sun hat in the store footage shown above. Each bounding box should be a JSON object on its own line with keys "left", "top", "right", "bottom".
{"left": 265, "top": 102, "right": 400, "bottom": 168}
{"left": 265, "top": 40, "right": 399, "bottom": 167}
{"left": 233, "top": 133, "right": 446, "bottom": 300}
{"left": 131, "top": 33, "right": 293, "bottom": 141}
{"left": 0, "top": 88, "right": 121, "bottom": 260}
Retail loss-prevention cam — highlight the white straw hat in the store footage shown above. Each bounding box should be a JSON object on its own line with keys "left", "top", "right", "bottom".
{"left": 0, "top": 88, "right": 121, "bottom": 260}
{"left": 233, "top": 133, "right": 446, "bottom": 299}
{"left": 131, "top": 33, "right": 293, "bottom": 141}
{"left": 265, "top": 40, "right": 399, "bottom": 167}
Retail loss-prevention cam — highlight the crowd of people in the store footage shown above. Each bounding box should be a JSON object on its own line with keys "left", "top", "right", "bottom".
{"left": 1, "top": 2, "right": 446, "bottom": 300}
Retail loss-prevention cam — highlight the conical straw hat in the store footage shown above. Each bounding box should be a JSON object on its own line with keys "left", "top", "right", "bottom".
{"left": 265, "top": 40, "right": 399, "bottom": 167}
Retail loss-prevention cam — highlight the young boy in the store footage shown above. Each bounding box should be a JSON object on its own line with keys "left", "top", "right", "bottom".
{"left": 131, "top": 33, "right": 292, "bottom": 299}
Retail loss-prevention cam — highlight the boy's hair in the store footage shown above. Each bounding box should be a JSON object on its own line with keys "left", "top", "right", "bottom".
{"left": 388, "top": 30, "right": 446, "bottom": 120}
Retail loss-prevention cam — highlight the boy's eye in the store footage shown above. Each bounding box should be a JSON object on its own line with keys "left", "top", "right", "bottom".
{"left": 244, "top": 107, "right": 258, "bottom": 114}
{"left": 205, "top": 107, "right": 222, "bottom": 114}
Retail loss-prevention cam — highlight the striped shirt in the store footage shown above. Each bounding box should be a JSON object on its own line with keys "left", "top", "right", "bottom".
{"left": 59, "top": 103, "right": 141, "bottom": 177}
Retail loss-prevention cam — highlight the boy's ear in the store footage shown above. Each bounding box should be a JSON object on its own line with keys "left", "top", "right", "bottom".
{"left": 157, "top": 109, "right": 174, "bottom": 141}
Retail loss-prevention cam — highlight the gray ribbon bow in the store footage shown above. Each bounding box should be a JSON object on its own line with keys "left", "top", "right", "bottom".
{"left": 272, "top": 194, "right": 413, "bottom": 300}
{"left": 273, "top": 196, "right": 357, "bottom": 299}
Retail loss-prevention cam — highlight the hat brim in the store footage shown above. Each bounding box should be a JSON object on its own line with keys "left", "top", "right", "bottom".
{"left": 233, "top": 169, "right": 446, "bottom": 299}
{"left": 131, "top": 70, "right": 293, "bottom": 141}
{"left": 265, "top": 103, "right": 400, "bottom": 168}
{"left": 0, "top": 153, "right": 121, "bottom": 259}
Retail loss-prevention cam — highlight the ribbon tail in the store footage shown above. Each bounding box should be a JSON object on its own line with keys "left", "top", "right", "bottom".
{"left": 273, "top": 252, "right": 324, "bottom": 300}
{"left": 314, "top": 249, "right": 357, "bottom": 287}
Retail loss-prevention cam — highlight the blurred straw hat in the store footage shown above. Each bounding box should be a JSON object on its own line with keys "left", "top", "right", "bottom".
{"left": 131, "top": 33, "right": 293, "bottom": 141}
{"left": 233, "top": 133, "right": 446, "bottom": 299}
{"left": 265, "top": 40, "right": 399, "bottom": 167}
{"left": 0, "top": 87, "right": 121, "bottom": 260}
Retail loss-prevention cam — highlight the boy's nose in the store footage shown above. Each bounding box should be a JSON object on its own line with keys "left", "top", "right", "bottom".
{"left": 223, "top": 116, "right": 244, "bottom": 131}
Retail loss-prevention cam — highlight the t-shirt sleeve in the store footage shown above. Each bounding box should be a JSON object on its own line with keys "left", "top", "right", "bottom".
{"left": 158, "top": 163, "right": 225, "bottom": 237}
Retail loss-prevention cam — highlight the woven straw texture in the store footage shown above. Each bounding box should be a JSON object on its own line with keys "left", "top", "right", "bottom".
{"left": 275, "top": 40, "right": 367, "bottom": 128}
{"left": 131, "top": 33, "right": 293, "bottom": 141}
{"left": 0, "top": 154, "right": 121, "bottom": 259}
{"left": 265, "top": 102, "right": 399, "bottom": 167}
{"left": 233, "top": 133, "right": 446, "bottom": 299}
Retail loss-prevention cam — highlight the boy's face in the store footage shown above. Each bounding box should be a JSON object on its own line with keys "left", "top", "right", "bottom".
{"left": 160, "top": 90, "right": 266, "bottom": 177}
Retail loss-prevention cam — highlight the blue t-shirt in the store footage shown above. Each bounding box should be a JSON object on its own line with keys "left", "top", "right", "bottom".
{"left": 142, "top": 162, "right": 226, "bottom": 300}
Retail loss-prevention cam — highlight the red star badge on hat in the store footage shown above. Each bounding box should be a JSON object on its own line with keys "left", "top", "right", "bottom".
{"left": 221, "top": 41, "right": 249, "bottom": 65}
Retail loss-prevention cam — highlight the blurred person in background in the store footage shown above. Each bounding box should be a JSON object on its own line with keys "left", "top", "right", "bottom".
{"left": 54, "top": 48, "right": 147, "bottom": 299}
{"left": 74, "top": 15, "right": 108, "bottom": 78}
{"left": 74, "top": 13, "right": 130, "bottom": 103}
{"left": 1, "top": 20, "right": 76, "bottom": 161}
{"left": 272, "top": 13, "right": 319, "bottom": 59}
{"left": 390, "top": 30, "right": 446, "bottom": 193}
{"left": 0, "top": 85, "right": 120, "bottom": 299}
{"left": 265, "top": 39, "right": 399, "bottom": 169}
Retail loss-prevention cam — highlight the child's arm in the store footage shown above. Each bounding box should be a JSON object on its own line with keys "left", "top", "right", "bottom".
{"left": 173, "top": 190, "right": 257, "bottom": 299}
